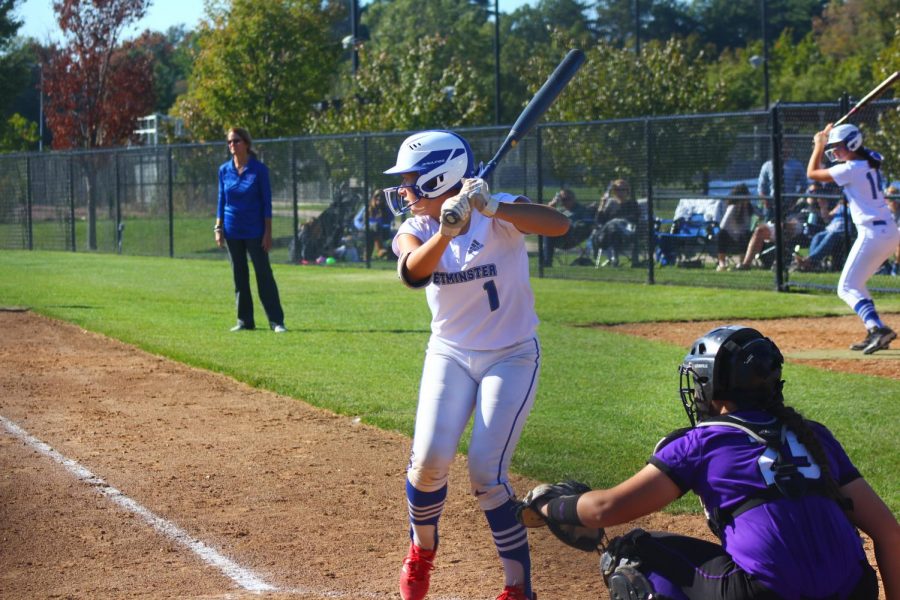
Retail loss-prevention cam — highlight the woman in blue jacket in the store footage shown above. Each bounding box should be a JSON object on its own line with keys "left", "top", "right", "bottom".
{"left": 215, "top": 127, "right": 286, "bottom": 332}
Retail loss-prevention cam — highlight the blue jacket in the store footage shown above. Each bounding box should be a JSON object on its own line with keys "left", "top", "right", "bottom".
{"left": 217, "top": 157, "right": 272, "bottom": 239}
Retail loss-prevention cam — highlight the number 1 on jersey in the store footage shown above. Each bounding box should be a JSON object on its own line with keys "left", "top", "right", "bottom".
{"left": 483, "top": 280, "right": 500, "bottom": 312}
{"left": 866, "top": 171, "right": 883, "bottom": 199}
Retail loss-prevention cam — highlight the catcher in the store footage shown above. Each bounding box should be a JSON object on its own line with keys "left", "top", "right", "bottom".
{"left": 517, "top": 326, "right": 899, "bottom": 600}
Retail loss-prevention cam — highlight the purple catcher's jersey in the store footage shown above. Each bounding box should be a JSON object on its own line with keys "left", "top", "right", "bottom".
{"left": 650, "top": 411, "right": 866, "bottom": 600}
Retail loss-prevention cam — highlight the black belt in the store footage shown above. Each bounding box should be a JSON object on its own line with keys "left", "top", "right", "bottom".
{"left": 873, "top": 220, "right": 886, "bottom": 225}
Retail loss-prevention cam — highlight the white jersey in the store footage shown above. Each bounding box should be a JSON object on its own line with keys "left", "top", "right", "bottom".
{"left": 392, "top": 193, "right": 538, "bottom": 351}
{"left": 828, "top": 160, "right": 893, "bottom": 227}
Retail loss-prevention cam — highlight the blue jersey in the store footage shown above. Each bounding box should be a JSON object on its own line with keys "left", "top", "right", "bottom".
{"left": 217, "top": 157, "right": 272, "bottom": 239}
{"left": 650, "top": 411, "right": 866, "bottom": 600}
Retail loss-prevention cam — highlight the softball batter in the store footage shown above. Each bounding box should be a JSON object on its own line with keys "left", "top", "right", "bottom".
{"left": 384, "top": 130, "right": 569, "bottom": 600}
{"left": 807, "top": 123, "right": 899, "bottom": 354}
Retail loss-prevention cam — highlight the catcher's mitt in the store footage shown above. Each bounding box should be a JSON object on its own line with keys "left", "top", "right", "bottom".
{"left": 515, "top": 480, "right": 605, "bottom": 553}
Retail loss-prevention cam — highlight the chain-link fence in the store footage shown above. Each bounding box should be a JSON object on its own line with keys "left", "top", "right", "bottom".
{"left": 2, "top": 99, "right": 898, "bottom": 293}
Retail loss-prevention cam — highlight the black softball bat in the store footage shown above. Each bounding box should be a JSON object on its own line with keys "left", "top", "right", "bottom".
{"left": 442, "top": 49, "right": 586, "bottom": 225}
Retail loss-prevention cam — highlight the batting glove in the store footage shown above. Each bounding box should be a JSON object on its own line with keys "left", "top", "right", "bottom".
{"left": 462, "top": 178, "right": 498, "bottom": 217}
{"left": 439, "top": 193, "right": 471, "bottom": 238}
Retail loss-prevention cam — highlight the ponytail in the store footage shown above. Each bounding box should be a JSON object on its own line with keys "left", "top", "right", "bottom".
{"left": 765, "top": 402, "right": 850, "bottom": 509}
{"left": 857, "top": 147, "right": 883, "bottom": 170}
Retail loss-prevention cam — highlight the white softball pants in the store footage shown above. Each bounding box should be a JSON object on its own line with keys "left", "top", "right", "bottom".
{"left": 407, "top": 336, "right": 541, "bottom": 511}
{"left": 837, "top": 220, "right": 900, "bottom": 307}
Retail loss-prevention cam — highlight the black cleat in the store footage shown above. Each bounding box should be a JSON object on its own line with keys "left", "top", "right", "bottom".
{"left": 850, "top": 328, "right": 878, "bottom": 351}
{"left": 862, "top": 327, "right": 896, "bottom": 355}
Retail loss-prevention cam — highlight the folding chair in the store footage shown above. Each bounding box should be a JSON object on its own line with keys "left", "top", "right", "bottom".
{"left": 544, "top": 217, "right": 595, "bottom": 267}
{"left": 655, "top": 198, "right": 724, "bottom": 268}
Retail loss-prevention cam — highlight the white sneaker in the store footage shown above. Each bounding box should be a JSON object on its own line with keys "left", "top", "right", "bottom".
{"left": 273, "top": 324, "right": 287, "bottom": 333}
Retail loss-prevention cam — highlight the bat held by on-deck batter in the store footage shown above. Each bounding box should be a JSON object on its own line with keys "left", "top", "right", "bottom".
{"left": 833, "top": 71, "right": 899, "bottom": 127}
{"left": 442, "top": 49, "right": 585, "bottom": 225}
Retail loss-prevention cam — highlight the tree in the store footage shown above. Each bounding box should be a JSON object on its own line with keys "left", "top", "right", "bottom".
{"left": 524, "top": 33, "right": 730, "bottom": 187}
{"left": 0, "top": 0, "right": 19, "bottom": 39}
{"left": 688, "top": 0, "right": 826, "bottom": 53}
{"left": 501, "top": 0, "right": 594, "bottom": 123}
{"left": 42, "top": 0, "right": 155, "bottom": 149}
{"left": 360, "top": 0, "right": 496, "bottom": 117}
{"left": 307, "top": 35, "right": 489, "bottom": 184}
{"left": 0, "top": 0, "right": 41, "bottom": 153}
{"left": 172, "top": 0, "right": 340, "bottom": 141}
{"left": 869, "top": 14, "right": 900, "bottom": 185}
{"left": 310, "top": 35, "right": 489, "bottom": 135}
{"left": 130, "top": 26, "right": 194, "bottom": 115}
{"left": 0, "top": 112, "right": 38, "bottom": 151}
{"left": 41, "top": 0, "right": 155, "bottom": 250}
{"left": 594, "top": 0, "right": 696, "bottom": 48}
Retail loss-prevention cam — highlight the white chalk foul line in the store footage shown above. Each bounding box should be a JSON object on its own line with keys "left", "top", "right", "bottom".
{"left": 1, "top": 415, "right": 277, "bottom": 593}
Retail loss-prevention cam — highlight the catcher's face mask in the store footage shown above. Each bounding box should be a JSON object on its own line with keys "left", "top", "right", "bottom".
{"left": 679, "top": 361, "right": 713, "bottom": 427}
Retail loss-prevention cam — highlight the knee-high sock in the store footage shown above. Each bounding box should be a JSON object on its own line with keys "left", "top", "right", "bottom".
{"left": 853, "top": 298, "right": 884, "bottom": 329}
{"left": 406, "top": 479, "right": 446, "bottom": 551}
{"left": 484, "top": 499, "right": 532, "bottom": 597}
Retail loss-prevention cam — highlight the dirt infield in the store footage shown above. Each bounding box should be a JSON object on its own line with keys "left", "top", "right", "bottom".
{"left": 601, "top": 314, "right": 900, "bottom": 380}
{"left": 0, "top": 311, "right": 889, "bottom": 599}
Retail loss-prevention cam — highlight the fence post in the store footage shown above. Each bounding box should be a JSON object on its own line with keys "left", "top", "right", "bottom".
{"left": 363, "top": 135, "right": 371, "bottom": 268}
{"left": 69, "top": 154, "right": 76, "bottom": 252}
{"left": 645, "top": 118, "right": 655, "bottom": 285}
{"left": 26, "top": 156, "right": 33, "bottom": 250}
{"left": 770, "top": 103, "right": 786, "bottom": 291}
{"left": 290, "top": 139, "right": 299, "bottom": 264}
{"left": 115, "top": 151, "right": 123, "bottom": 254}
{"left": 838, "top": 93, "right": 853, "bottom": 268}
{"left": 167, "top": 147, "right": 174, "bottom": 258}
{"left": 536, "top": 127, "right": 545, "bottom": 277}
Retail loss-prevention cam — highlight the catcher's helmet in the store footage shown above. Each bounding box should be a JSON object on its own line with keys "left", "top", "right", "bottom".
{"left": 678, "top": 326, "right": 784, "bottom": 426}
{"left": 824, "top": 124, "right": 862, "bottom": 163}
{"left": 382, "top": 130, "right": 475, "bottom": 216}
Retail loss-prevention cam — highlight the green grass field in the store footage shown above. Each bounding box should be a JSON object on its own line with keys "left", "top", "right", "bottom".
{"left": 1, "top": 250, "right": 897, "bottom": 515}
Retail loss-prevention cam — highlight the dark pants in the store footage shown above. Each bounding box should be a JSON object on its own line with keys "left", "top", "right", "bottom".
{"left": 611, "top": 529, "right": 877, "bottom": 600}
{"left": 225, "top": 237, "right": 284, "bottom": 329}
{"left": 717, "top": 229, "right": 751, "bottom": 255}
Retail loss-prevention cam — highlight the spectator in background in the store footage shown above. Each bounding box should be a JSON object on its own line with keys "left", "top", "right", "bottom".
{"left": 757, "top": 150, "right": 808, "bottom": 221}
{"left": 791, "top": 188, "right": 852, "bottom": 273}
{"left": 885, "top": 185, "right": 899, "bottom": 275}
{"left": 733, "top": 172, "right": 810, "bottom": 271}
{"left": 542, "top": 188, "right": 593, "bottom": 267}
{"left": 592, "top": 179, "right": 639, "bottom": 267}
{"left": 715, "top": 183, "right": 754, "bottom": 271}
{"left": 354, "top": 189, "right": 396, "bottom": 260}
{"left": 215, "top": 127, "right": 286, "bottom": 333}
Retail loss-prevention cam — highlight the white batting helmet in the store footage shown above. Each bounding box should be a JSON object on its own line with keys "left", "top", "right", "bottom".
{"left": 824, "top": 124, "right": 862, "bottom": 162}
{"left": 383, "top": 130, "right": 475, "bottom": 216}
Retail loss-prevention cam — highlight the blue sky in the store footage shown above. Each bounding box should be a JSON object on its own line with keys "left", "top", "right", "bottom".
{"left": 17, "top": 0, "right": 536, "bottom": 43}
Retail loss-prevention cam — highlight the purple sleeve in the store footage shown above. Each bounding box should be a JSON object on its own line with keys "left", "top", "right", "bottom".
{"left": 648, "top": 429, "right": 701, "bottom": 494}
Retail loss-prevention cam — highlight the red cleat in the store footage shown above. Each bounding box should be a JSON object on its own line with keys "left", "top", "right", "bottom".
{"left": 496, "top": 585, "right": 535, "bottom": 600}
{"left": 399, "top": 542, "right": 435, "bottom": 600}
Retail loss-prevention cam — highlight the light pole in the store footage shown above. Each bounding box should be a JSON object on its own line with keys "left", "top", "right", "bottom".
{"left": 493, "top": 0, "right": 501, "bottom": 124}
{"left": 634, "top": 0, "right": 640, "bottom": 55}
{"left": 350, "top": 0, "right": 359, "bottom": 76}
{"left": 761, "top": 0, "right": 769, "bottom": 109}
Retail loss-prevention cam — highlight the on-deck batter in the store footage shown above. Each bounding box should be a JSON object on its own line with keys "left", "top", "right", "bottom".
{"left": 807, "top": 123, "right": 899, "bottom": 354}
{"left": 384, "top": 130, "right": 570, "bottom": 600}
